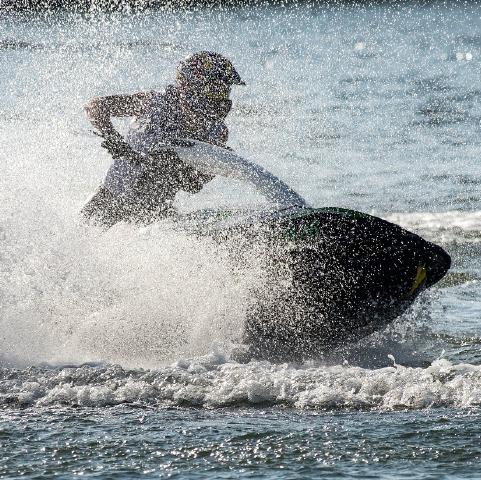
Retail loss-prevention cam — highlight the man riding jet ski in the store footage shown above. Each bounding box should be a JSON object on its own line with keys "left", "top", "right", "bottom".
{"left": 80, "top": 53, "right": 450, "bottom": 361}
{"left": 81, "top": 51, "right": 245, "bottom": 227}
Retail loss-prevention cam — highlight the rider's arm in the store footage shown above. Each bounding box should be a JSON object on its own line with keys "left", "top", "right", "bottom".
{"left": 84, "top": 91, "right": 154, "bottom": 136}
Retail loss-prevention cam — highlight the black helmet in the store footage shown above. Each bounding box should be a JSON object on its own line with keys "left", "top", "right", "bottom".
{"left": 176, "top": 51, "right": 244, "bottom": 120}
{"left": 176, "top": 51, "right": 245, "bottom": 89}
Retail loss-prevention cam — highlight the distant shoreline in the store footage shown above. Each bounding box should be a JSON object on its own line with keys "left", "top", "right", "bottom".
{"left": 0, "top": 0, "right": 440, "bottom": 13}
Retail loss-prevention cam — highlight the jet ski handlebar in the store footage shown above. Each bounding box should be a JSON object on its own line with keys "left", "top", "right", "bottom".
{"left": 158, "top": 138, "right": 309, "bottom": 209}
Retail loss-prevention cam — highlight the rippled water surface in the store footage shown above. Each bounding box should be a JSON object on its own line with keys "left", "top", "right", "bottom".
{"left": 2, "top": 1, "right": 481, "bottom": 477}
{"left": 3, "top": 407, "right": 481, "bottom": 478}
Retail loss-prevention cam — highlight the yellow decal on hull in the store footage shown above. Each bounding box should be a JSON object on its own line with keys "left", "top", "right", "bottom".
{"left": 410, "top": 265, "right": 427, "bottom": 295}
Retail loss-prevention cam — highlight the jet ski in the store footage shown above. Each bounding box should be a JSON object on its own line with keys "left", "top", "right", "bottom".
{"left": 167, "top": 140, "right": 451, "bottom": 360}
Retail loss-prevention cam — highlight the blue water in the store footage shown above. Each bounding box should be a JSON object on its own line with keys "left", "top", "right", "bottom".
{"left": 3, "top": 407, "right": 481, "bottom": 478}
{"left": 2, "top": 1, "right": 481, "bottom": 477}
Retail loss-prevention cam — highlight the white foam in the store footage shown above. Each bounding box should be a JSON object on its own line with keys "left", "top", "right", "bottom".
{"left": 3, "top": 357, "right": 481, "bottom": 410}
{"left": 0, "top": 189, "right": 264, "bottom": 368}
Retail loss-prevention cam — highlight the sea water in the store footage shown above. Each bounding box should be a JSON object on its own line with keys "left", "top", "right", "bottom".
{"left": 2, "top": 2, "right": 481, "bottom": 477}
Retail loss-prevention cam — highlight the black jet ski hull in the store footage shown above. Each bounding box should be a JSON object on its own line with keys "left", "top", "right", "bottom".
{"left": 203, "top": 207, "right": 450, "bottom": 361}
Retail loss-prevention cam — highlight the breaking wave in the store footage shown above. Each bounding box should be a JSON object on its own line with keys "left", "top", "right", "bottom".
{"left": 3, "top": 356, "right": 481, "bottom": 410}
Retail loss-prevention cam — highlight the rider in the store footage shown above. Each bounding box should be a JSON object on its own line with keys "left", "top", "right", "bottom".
{"left": 81, "top": 51, "right": 244, "bottom": 227}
